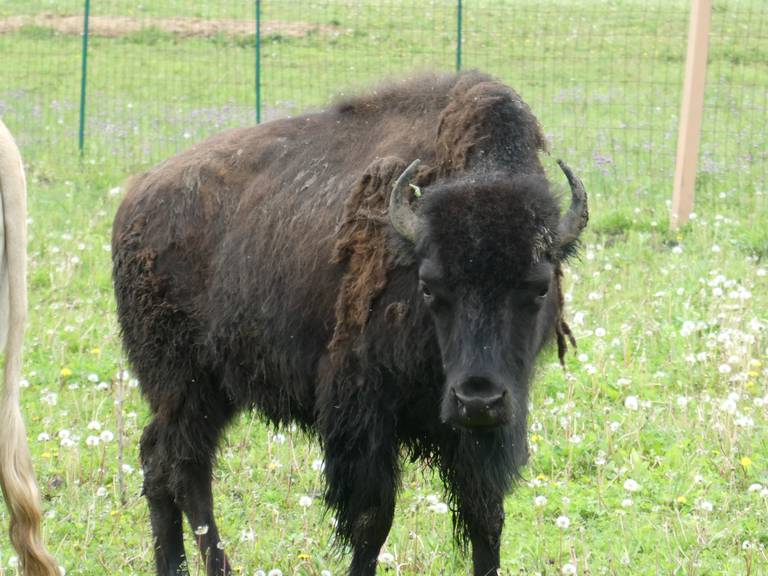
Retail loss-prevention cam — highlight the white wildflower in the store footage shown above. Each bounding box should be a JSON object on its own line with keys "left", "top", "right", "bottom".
{"left": 430, "top": 502, "right": 449, "bottom": 514}
{"left": 624, "top": 396, "right": 639, "bottom": 411}
{"left": 623, "top": 479, "right": 640, "bottom": 492}
{"left": 240, "top": 528, "right": 255, "bottom": 543}
{"left": 720, "top": 398, "right": 737, "bottom": 415}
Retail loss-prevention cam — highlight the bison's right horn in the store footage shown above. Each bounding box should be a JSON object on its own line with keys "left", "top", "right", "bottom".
{"left": 556, "top": 159, "right": 589, "bottom": 246}
{"left": 389, "top": 159, "right": 422, "bottom": 242}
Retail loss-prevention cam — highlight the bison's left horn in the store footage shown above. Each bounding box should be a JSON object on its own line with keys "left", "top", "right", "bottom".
{"left": 556, "top": 159, "right": 589, "bottom": 245}
{"left": 389, "top": 159, "right": 422, "bottom": 242}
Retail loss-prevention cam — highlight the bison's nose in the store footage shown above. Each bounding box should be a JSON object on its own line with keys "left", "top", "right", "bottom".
{"left": 451, "top": 377, "right": 507, "bottom": 428}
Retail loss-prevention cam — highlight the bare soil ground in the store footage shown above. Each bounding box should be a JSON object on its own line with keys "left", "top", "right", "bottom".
{"left": 0, "top": 13, "right": 337, "bottom": 38}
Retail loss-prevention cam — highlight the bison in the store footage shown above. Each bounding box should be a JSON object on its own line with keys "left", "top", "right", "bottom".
{"left": 112, "top": 71, "right": 588, "bottom": 576}
{"left": 0, "top": 119, "right": 60, "bottom": 576}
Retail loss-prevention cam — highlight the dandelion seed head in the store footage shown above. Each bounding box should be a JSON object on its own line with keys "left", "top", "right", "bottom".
{"left": 240, "top": 528, "right": 255, "bottom": 543}
{"left": 298, "top": 496, "right": 313, "bottom": 508}
{"left": 595, "top": 451, "right": 607, "bottom": 466}
{"left": 555, "top": 515, "right": 570, "bottom": 529}
{"left": 430, "top": 502, "right": 449, "bottom": 514}
{"left": 720, "top": 398, "right": 737, "bottom": 414}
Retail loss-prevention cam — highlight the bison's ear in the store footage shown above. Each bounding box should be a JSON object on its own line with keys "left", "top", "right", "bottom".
{"left": 556, "top": 159, "right": 588, "bottom": 260}
{"left": 388, "top": 159, "right": 423, "bottom": 242}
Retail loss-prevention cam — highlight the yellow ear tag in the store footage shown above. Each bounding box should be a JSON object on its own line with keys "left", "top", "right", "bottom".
{"left": 410, "top": 184, "right": 422, "bottom": 198}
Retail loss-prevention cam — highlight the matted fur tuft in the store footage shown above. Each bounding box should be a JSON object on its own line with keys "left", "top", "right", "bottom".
{"left": 329, "top": 156, "right": 407, "bottom": 364}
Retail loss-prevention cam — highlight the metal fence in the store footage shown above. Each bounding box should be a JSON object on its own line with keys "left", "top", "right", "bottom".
{"left": 1, "top": 1, "right": 766, "bottom": 192}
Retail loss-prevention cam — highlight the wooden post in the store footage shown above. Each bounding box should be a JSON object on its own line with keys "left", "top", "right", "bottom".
{"left": 671, "top": 0, "right": 712, "bottom": 230}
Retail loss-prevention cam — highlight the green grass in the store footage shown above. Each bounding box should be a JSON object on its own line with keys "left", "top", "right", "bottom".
{"left": 1, "top": 1, "right": 767, "bottom": 575}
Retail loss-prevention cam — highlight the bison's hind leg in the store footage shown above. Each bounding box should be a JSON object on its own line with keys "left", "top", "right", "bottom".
{"left": 141, "top": 420, "right": 187, "bottom": 575}
{"left": 141, "top": 385, "right": 237, "bottom": 576}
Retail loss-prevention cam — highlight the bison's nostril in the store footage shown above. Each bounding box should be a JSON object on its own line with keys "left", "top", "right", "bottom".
{"left": 454, "top": 391, "right": 505, "bottom": 410}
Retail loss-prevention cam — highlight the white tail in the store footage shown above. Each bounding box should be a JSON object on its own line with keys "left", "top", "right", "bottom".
{"left": 0, "top": 119, "right": 59, "bottom": 575}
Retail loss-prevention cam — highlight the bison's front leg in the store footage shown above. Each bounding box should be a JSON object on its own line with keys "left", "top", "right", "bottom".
{"left": 449, "top": 464, "right": 505, "bottom": 575}
{"left": 318, "top": 377, "right": 399, "bottom": 576}
{"left": 443, "top": 428, "right": 522, "bottom": 576}
{"left": 464, "top": 494, "right": 504, "bottom": 576}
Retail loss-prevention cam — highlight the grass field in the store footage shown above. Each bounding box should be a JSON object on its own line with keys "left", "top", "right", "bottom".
{"left": 1, "top": 1, "right": 767, "bottom": 575}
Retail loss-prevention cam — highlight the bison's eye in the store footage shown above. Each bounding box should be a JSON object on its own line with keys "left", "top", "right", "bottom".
{"left": 529, "top": 282, "right": 550, "bottom": 306}
{"left": 420, "top": 281, "right": 434, "bottom": 302}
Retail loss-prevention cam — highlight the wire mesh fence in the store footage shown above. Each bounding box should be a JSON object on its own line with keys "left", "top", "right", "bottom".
{"left": 1, "top": 1, "right": 765, "bottom": 191}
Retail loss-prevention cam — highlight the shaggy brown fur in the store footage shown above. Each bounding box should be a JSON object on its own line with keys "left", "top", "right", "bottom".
{"left": 329, "top": 156, "right": 406, "bottom": 362}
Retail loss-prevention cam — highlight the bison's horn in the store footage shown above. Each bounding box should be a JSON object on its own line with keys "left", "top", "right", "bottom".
{"left": 556, "top": 159, "right": 589, "bottom": 245}
{"left": 389, "top": 159, "right": 422, "bottom": 242}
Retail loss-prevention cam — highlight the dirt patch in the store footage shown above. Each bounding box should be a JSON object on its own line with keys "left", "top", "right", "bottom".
{"left": 0, "top": 13, "right": 338, "bottom": 38}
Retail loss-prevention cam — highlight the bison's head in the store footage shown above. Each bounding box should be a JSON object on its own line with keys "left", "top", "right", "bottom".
{"left": 390, "top": 160, "right": 587, "bottom": 430}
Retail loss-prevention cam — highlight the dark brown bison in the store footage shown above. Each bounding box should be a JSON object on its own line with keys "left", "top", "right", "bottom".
{"left": 112, "top": 71, "right": 588, "bottom": 576}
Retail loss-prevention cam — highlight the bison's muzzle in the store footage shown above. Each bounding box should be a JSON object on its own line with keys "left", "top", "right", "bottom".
{"left": 443, "top": 376, "right": 512, "bottom": 428}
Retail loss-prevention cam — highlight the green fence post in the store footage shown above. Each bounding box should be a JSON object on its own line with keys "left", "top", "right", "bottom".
{"left": 456, "top": 0, "right": 463, "bottom": 71}
{"left": 78, "top": 0, "right": 91, "bottom": 156}
{"left": 255, "top": 0, "right": 262, "bottom": 124}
